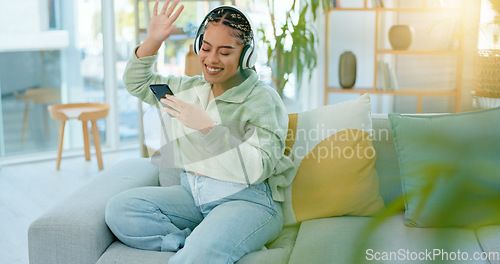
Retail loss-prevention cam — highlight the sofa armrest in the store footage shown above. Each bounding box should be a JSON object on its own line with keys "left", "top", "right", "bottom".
{"left": 28, "top": 158, "right": 159, "bottom": 264}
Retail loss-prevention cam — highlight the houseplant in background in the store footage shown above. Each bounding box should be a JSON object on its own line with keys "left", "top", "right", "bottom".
{"left": 257, "top": 0, "right": 329, "bottom": 97}
{"left": 490, "top": 0, "right": 500, "bottom": 15}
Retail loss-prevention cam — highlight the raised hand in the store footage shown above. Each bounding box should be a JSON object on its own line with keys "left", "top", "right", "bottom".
{"left": 136, "top": 0, "right": 184, "bottom": 57}
{"left": 148, "top": 0, "right": 184, "bottom": 43}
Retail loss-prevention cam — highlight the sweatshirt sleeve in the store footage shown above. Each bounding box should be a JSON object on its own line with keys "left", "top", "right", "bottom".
{"left": 122, "top": 46, "right": 202, "bottom": 106}
{"left": 122, "top": 49, "right": 164, "bottom": 106}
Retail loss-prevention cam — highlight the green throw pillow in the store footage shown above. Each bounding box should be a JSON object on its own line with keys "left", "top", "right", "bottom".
{"left": 389, "top": 107, "right": 500, "bottom": 228}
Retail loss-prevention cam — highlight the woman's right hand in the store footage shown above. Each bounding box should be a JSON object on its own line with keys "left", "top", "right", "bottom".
{"left": 149, "top": 0, "right": 184, "bottom": 43}
{"left": 136, "top": 0, "right": 184, "bottom": 58}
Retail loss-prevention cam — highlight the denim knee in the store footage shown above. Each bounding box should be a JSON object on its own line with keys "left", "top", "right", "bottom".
{"left": 104, "top": 191, "right": 131, "bottom": 237}
{"left": 105, "top": 190, "right": 155, "bottom": 238}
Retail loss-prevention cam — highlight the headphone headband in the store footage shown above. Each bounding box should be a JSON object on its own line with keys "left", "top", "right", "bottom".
{"left": 193, "top": 5, "right": 257, "bottom": 69}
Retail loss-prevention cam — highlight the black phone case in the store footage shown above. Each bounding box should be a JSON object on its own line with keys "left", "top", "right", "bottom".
{"left": 150, "top": 84, "right": 174, "bottom": 102}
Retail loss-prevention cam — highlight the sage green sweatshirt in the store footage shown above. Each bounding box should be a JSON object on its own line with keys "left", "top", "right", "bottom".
{"left": 123, "top": 48, "right": 297, "bottom": 202}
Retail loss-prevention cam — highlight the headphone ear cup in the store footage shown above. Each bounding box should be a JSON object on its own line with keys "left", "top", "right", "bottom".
{"left": 239, "top": 45, "right": 250, "bottom": 69}
{"left": 240, "top": 45, "right": 256, "bottom": 69}
{"left": 247, "top": 47, "right": 257, "bottom": 69}
{"left": 193, "top": 33, "right": 203, "bottom": 54}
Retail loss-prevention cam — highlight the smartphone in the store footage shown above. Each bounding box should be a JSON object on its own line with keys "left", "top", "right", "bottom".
{"left": 150, "top": 84, "right": 174, "bottom": 102}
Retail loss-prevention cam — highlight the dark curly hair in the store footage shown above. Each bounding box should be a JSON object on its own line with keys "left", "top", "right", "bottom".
{"left": 202, "top": 8, "right": 253, "bottom": 46}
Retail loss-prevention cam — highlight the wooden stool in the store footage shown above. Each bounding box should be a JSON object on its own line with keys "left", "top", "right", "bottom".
{"left": 14, "top": 88, "right": 61, "bottom": 144}
{"left": 48, "top": 103, "right": 110, "bottom": 170}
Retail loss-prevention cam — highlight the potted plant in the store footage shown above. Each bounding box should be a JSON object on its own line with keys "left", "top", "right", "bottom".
{"left": 257, "top": 0, "right": 329, "bottom": 97}
{"left": 490, "top": 0, "right": 500, "bottom": 14}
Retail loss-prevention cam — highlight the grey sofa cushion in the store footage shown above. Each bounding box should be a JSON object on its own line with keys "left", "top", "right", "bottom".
{"left": 372, "top": 114, "right": 403, "bottom": 207}
{"left": 28, "top": 158, "right": 160, "bottom": 264}
{"left": 97, "top": 241, "right": 175, "bottom": 264}
{"left": 97, "top": 242, "right": 290, "bottom": 264}
{"left": 288, "top": 213, "right": 486, "bottom": 264}
{"left": 97, "top": 225, "right": 300, "bottom": 264}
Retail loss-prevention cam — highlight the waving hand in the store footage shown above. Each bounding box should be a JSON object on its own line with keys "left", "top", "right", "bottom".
{"left": 149, "top": 0, "right": 184, "bottom": 43}
{"left": 136, "top": 0, "right": 184, "bottom": 57}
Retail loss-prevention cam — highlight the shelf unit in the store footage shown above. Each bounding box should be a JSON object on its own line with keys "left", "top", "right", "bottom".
{"left": 324, "top": 0, "right": 466, "bottom": 113}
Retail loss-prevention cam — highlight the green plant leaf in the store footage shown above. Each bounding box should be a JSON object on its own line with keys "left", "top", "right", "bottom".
{"left": 258, "top": 0, "right": 328, "bottom": 97}
{"left": 489, "top": 0, "right": 500, "bottom": 14}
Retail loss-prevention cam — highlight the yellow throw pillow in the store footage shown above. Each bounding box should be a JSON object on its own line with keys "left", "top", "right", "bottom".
{"left": 282, "top": 94, "right": 384, "bottom": 225}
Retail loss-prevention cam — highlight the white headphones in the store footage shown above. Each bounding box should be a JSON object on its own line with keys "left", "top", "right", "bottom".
{"left": 193, "top": 5, "right": 257, "bottom": 70}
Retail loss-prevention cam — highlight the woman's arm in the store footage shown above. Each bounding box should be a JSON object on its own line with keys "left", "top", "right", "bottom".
{"left": 123, "top": 0, "right": 186, "bottom": 106}
{"left": 122, "top": 52, "right": 162, "bottom": 106}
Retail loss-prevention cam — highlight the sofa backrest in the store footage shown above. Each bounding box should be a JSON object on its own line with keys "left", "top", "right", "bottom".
{"left": 371, "top": 114, "right": 403, "bottom": 206}
{"left": 157, "top": 113, "right": 404, "bottom": 207}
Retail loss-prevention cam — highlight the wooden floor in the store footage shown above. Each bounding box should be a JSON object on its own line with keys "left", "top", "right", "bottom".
{"left": 0, "top": 148, "right": 141, "bottom": 264}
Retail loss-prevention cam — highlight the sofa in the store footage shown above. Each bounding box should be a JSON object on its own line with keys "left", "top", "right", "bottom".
{"left": 28, "top": 111, "right": 500, "bottom": 264}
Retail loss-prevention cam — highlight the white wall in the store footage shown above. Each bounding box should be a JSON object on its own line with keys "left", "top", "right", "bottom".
{"left": 0, "top": 0, "right": 68, "bottom": 52}
{"left": 0, "top": 0, "right": 47, "bottom": 33}
{"left": 324, "top": 8, "right": 395, "bottom": 113}
{"left": 327, "top": 11, "right": 376, "bottom": 90}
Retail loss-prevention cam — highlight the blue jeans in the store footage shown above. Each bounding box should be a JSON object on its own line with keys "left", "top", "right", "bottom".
{"left": 105, "top": 172, "right": 283, "bottom": 264}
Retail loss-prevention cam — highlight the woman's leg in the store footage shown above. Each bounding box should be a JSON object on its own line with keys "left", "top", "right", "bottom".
{"left": 169, "top": 200, "right": 283, "bottom": 264}
{"left": 105, "top": 186, "right": 203, "bottom": 251}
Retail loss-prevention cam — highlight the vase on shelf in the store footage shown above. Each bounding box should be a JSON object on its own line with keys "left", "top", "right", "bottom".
{"left": 388, "top": 25, "right": 415, "bottom": 50}
{"left": 338, "top": 51, "right": 357, "bottom": 89}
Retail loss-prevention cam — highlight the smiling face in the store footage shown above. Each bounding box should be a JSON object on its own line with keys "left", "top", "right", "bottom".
{"left": 198, "top": 23, "right": 245, "bottom": 91}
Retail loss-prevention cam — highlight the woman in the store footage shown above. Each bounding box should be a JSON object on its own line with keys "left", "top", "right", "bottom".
{"left": 105, "top": 0, "right": 296, "bottom": 263}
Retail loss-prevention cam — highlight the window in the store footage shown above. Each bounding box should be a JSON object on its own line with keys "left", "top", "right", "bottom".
{"left": 0, "top": 0, "right": 292, "bottom": 162}
{"left": 0, "top": 0, "right": 106, "bottom": 159}
{"left": 115, "top": 0, "right": 140, "bottom": 142}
